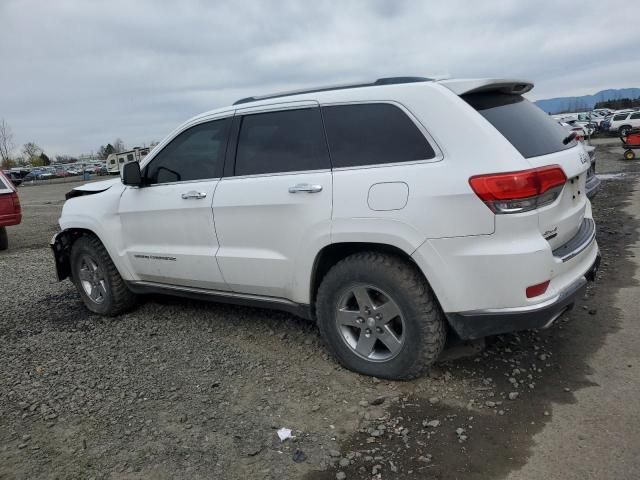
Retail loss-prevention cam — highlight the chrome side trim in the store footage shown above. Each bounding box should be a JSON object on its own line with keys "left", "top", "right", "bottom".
{"left": 127, "top": 281, "right": 312, "bottom": 320}
{"left": 130, "top": 281, "right": 298, "bottom": 306}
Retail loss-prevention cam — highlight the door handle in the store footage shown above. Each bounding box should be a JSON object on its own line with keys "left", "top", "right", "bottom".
{"left": 181, "top": 191, "right": 207, "bottom": 199}
{"left": 288, "top": 183, "right": 323, "bottom": 194}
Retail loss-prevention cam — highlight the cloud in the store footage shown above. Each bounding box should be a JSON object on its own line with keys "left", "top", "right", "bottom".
{"left": 1, "top": 0, "right": 638, "bottom": 156}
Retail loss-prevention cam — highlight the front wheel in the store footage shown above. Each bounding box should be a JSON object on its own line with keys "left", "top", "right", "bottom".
{"left": 70, "top": 235, "right": 138, "bottom": 316}
{"left": 620, "top": 126, "right": 632, "bottom": 137}
{"left": 624, "top": 149, "right": 636, "bottom": 161}
{"left": 316, "top": 252, "right": 446, "bottom": 380}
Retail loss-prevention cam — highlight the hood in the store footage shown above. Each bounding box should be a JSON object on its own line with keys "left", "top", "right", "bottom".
{"left": 73, "top": 177, "right": 121, "bottom": 192}
{"left": 66, "top": 177, "right": 121, "bottom": 200}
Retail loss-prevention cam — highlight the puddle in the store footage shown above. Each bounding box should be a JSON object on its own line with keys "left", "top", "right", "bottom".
{"left": 598, "top": 172, "right": 627, "bottom": 180}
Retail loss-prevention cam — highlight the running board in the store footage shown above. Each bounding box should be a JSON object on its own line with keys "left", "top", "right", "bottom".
{"left": 126, "top": 281, "right": 312, "bottom": 320}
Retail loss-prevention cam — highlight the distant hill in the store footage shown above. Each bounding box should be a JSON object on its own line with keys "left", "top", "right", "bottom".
{"left": 534, "top": 88, "right": 640, "bottom": 114}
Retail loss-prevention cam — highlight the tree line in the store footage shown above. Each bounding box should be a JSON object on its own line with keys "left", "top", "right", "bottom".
{"left": 594, "top": 97, "right": 640, "bottom": 110}
{"left": 0, "top": 118, "right": 142, "bottom": 170}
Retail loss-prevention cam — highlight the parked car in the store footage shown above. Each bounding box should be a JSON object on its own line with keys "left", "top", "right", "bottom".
{"left": 51, "top": 77, "right": 600, "bottom": 379}
{"left": 0, "top": 170, "right": 22, "bottom": 250}
{"left": 1, "top": 170, "right": 24, "bottom": 187}
{"left": 603, "top": 111, "right": 640, "bottom": 136}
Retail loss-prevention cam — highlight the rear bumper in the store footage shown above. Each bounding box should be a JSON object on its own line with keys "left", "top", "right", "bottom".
{"left": 446, "top": 253, "right": 600, "bottom": 340}
{"left": 0, "top": 212, "right": 21, "bottom": 227}
{"left": 585, "top": 174, "right": 601, "bottom": 199}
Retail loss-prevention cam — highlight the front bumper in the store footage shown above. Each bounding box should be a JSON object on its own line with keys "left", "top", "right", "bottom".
{"left": 446, "top": 253, "right": 600, "bottom": 340}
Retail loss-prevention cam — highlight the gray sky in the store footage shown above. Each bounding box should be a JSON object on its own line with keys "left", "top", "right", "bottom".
{"left": 1, "top": 0, "right": 639, "bottom": 157}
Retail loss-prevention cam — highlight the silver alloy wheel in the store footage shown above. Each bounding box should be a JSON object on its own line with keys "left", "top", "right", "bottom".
{"left": 78, "top": 255, "right": 107, "bottom": 304}
{"left": 335, "top": 284, "right": 406, "bottom": 361}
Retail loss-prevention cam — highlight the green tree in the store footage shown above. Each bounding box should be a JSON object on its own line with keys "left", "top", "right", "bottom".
{"left": 98, "top": 143, "right": 116, "bottom": 160}
{"left": 0, "top": 157, "right": 17, "bottom": 169}
{"left": 22, "top": 142, "right": 42, "bottom": 164}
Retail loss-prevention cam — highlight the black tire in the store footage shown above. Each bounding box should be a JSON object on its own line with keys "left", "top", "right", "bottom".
{"left": 624, "top": 149, "right": 636, "bottom": 161}
{"left": 70, "top": 234, "right": 138, "bottom": 316}
{"left": 0, "top": 227, "right": 7, "bottom": 251}
{"left": 316, "top": 252, "right": 446, "bottom": 380}
{"left": 620, "top": 125, "right": 632, "bottom": 137}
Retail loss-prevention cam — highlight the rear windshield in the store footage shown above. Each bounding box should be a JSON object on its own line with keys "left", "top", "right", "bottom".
{"left": 462, "top": 92, "right": 575, "bottom": 158}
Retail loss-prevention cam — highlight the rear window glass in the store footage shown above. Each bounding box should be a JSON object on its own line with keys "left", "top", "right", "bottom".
{"left": 462, "top": 93, "right": 575, "bottom": 158}
{"left": 322, "top": 103, "right": 435, "bottom": 168}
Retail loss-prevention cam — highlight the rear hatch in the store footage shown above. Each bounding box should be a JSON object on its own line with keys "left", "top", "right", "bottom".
{"left": 461, "top": 90, "right": 590, "bottom": 250}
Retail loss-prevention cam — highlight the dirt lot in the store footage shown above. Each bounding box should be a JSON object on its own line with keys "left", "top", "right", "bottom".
{"left": 1, "top": 142, "right": 639, "bottom": 480}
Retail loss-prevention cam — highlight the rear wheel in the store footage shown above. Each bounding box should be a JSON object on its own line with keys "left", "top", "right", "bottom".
{"left": 316, "top": 252, "right": 446, "bottom": 380}
{"left": 70, "top": 235, "right": 138, "bottom": 316}
{"left": 0, "top": 227, "right": 7, "bottom": 251}
{"left": 624, "top": 149, "right": 636, "bottom": 161}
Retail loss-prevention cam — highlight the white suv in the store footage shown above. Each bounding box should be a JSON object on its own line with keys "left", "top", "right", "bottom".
{"left": 605, "top": 111, "right": 640, "bottom": 136}
{"left": 51, "top": 77, "right": 600, "bottom": 379}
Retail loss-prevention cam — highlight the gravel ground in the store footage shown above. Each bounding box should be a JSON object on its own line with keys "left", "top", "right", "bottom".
{"left": 1, "top": 143, "right": 639, "bottom": 479}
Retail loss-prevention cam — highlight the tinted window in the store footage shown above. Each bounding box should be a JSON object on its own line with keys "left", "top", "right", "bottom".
{"left": 146, "top": 118, "right": 230, "bottom": 184}
{"left": 322, "top": 103, "right": 435, "bottom": 168}
{"left": 630, "top": 113, "right": 640, "bottom": 120}
{"left": 462, "top": 93, "right": 575, "bottom": 158}
{"left": 613, "top": 114, "right": 628, "bottom": 121}
{"left": 235, "top": 108, "right": 329, "bottom": 176}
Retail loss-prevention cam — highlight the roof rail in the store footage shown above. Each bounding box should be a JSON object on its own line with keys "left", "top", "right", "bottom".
{"left": 232, "top": 76, "right": 432, "bottom": 106}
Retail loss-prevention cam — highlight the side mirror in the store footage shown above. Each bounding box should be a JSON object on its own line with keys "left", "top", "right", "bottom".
{"left": 121, "top": 162, "right": 142, "bottom": 186}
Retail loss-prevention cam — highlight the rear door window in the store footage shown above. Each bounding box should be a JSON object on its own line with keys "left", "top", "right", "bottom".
{"left": 234, "top": 108, "right": 329, "bottom": 176}
{"left": 322, "top": 103, "right": 435, "bottom": 168}
{"left": 462, "top": 93, "right": 575, "bottom": 158}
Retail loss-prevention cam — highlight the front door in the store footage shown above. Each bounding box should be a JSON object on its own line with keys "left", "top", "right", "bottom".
{"left": 213, "top": 104, "right": 332, "bottom": 301}
{"left": 118, "top": 116, "right": 232, "bottom": 290}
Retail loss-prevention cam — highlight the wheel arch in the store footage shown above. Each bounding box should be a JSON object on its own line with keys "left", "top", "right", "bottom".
{"left": 51, "top": 228, "right": 104, "bottom": 281}
{"left": 309, "top": 242, "right": 433, "bottom": 311}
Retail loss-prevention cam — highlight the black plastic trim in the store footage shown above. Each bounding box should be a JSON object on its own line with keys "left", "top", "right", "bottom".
{"left": 552, "top": 218, "right": 596, "bottom": 262}
{"left": 126, "top": 281, "right": 313, "bottom": 320}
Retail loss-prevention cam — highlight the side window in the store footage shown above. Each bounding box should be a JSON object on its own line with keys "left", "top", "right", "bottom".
{"left": 322, "top": 103, "right": 435, "bottom": 168}
{"left": 145, "top": 118, "right": 230, "bottom": 184}
{"left": 613, "top": 114, "right": 628, "bottom": 121}
{"left": 630, "top": 113, "right": 640, "bottom": 120}
{"left": 234, "top": 108, "right": 330, "bottom": 176}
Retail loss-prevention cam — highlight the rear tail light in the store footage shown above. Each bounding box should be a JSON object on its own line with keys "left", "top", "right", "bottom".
{"left": 10, "top": 192, "right": 21, "bottom": 215}
{"left": 526, "top": 280, "right": 550, "bottom": 298}
{"left": 469, "top": 165, "right": 566, "bottom": 214}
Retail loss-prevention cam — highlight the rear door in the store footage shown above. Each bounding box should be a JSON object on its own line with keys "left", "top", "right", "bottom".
{"left": 213, "top": 103, "right": 332, "bottom": 300}
{"left": 462, "top": 92, "right": 590, "bottom": 249}
{"left": 630, "top": 112, "right": 640, "bottom": 128}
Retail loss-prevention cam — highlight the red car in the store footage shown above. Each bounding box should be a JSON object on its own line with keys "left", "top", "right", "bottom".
{"left": 0, "top": 171, "right": 22, "bottom": 250}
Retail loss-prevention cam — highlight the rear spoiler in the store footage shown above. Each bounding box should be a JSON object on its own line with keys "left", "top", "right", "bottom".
{"left": 438, "top": 78, "right": 534, "bottom": 96}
